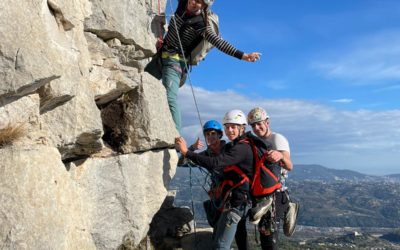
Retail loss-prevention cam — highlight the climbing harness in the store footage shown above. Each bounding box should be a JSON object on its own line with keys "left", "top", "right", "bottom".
{"left": 165, "top": 2, "right": 207, "bottom": 244}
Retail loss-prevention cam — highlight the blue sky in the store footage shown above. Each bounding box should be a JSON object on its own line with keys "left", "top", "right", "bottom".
{"left": 169, "top": 0, "right": 400, "bottom": 175}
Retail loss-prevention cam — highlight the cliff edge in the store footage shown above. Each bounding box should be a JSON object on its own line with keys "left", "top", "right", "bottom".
{"left": 0, "top": 0, "right": 182, "bottom": 249}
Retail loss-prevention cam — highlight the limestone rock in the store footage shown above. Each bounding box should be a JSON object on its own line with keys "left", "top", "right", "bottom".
{"left": 40, "top": 85, "right": 104, "bottom": 160}
{"left": 0, "top": 145, "right": 96, "bottom": 250}
{"left": 0, "top": 1, "right": 58, "bottom": 105}
{"left": 0, "top": 0, "right": 103, "bottom": 159}
{"left": 101, "top": 73, "right": 179, "bottom": 153}
{"left": 0, "top": 0, "right": 91, "bottom": 107}
{"left": 84, "top": 0, "right": 166, "bottom": 56}
{"left": 36, "top": 0, "right": 93, "bottom": 113}
{"left": 86, "top": 33, "right": 141, "bottom": 105}
{"left": 1, "top": 0, "right": 181, "bottom": 248}
{"left": 72, "top": 149, "right": 178, "bottom": 249}
{"left": 0, "top": 94, "right": 42, "bottom": 143}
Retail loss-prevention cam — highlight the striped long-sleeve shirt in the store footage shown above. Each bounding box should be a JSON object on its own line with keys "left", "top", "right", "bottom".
{"left": 163, "top": 5, "right": 244, "bottom": 60}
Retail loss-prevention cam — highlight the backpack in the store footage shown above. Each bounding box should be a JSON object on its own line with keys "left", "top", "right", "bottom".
{"left": 206, "top": 133, "right": 282, "bottom": 211}
{"left": 244, "top": 133, "right": 282, "bottom": 198}
{"left": 187, "top": 11, "right": 219, "bottom": 66}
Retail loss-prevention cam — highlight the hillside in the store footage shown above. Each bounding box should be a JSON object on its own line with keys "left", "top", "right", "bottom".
{"left": 289, "top": 164, "right": 400, "bottom": 182}
{"left": 170, "top": 164, "right": 400, "bottom": 228}
{"left": 289, "top": 180, "right": 400, "bottom": 227}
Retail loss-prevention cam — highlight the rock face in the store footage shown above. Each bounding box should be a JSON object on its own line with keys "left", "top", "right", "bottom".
{"left": 72, "top": 149, "right": 177, "bottom": 249}
{"left": 0, "top": 145, "right": 96, "bottom": 250}
{"left": 0, "top": 0, "right": 179, "bottom": 249}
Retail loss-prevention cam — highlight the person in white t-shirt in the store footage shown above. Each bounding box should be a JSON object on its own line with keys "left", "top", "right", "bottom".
{"left": 247, "top": 107, "right": 299, "bottom": 250}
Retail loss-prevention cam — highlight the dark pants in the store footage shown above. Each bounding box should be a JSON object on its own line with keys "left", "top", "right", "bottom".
{"left": 235, "top": 217, "right": 249, "bottom": 250}
{"left": 259, "top": 191, "right": 289, "bottom": 250}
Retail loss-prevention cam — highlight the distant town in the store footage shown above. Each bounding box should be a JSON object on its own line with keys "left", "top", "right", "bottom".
{"left": 170, "top": 164, "right": 400, "bottom": 249}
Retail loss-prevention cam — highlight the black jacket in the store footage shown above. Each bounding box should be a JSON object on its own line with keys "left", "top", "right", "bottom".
{"left": 185, "top": 133, "right": 254, "bottom": 206}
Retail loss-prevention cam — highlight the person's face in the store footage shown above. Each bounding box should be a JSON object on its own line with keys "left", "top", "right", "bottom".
{"left": 187, "top": 0, "right": 206, "bottom": 12}
{"left": 251, "top": 120, "right": 269, "bottom": 137}
{"left": 204, "top": 129, "right": 220, "bottom": 146}
{"left": 224, "top": 123, "right": 243, "bottom": 141}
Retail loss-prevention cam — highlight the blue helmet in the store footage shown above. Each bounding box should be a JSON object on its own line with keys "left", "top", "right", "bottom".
{"left": 203, "top": 120, "right": 223, "bottom": 136}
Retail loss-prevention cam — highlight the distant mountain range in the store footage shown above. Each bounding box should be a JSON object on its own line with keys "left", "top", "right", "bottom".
{"left": 170, "top": 164, "right": 400, "bottom": 228}
{"left": 289, "top": 164, "right": 400, "bottom": 183}
{"left": 289, "top": 180, "right": 400, "bottom": 227}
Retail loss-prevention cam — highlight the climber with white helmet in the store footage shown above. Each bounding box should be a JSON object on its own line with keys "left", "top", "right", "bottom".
{"left": 146, "top": 0, "right": 261, "bottom": 132}
{"left": 247, "top": 107, "right": 299, "bottom": 250}
{"left": 175, "top": 109, "right": 253, "bottom": 250}
{"left": 177, "top": 119, "right": 249, "bottom": 249}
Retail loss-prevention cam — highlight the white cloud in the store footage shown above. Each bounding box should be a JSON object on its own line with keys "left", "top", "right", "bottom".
{"left": 311, "top": 30, "right": 400, "bottom": 84}
{"left": 331, "top": 99, "right": 353, "bottom": 103}
{"left": 178, "top": 86, "right": 400, "bottom": 174}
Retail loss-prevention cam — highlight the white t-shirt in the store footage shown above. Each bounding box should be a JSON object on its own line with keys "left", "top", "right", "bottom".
{"left": 263, "top": 132, "right": 290, "bottom": 153}
{"left": 263, "top": 132, "right": 291, "bottom": 190}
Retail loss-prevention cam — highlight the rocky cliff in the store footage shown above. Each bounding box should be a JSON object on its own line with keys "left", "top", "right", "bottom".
{"left": 0, "top": 0, "right": 181, "bottom": 249}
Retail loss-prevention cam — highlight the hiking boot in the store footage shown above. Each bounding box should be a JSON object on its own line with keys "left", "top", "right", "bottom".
{"left": 249, "top": 196, "right": 273, "bottom": 225}
{"left": 283, "top": 202, "right": 300, "bottom": 237}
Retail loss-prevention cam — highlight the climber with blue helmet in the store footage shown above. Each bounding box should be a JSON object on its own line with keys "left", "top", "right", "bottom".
{"left": 203, "top": 119, "right": 223, "bottom": 135}
{"left": 145, "top": 0, "right": 261, "bottom": 132}
{"left": 176, "top": 110, "right": 253, "bottom": 250}
{"left": 177, "top": 119, "right": 223, "bottom": 166}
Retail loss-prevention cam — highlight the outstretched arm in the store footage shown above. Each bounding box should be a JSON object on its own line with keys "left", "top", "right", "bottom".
{"left": 203, "top": 25, "right": 262, "bottom": 62}
{"left": 175, "top": 137, "right": 250, "bottom": 169}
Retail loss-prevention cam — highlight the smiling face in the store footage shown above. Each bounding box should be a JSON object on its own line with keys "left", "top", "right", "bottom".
{"left": 204, "top": 129, "right": 220, "bottom": 146}
{"left": 250, "top": 120, "right": 269, "bottom": 138}
{"left": 224, "top": 123, "right": 244, "bottom": 141}
{"left": 187, "top": 0, "right": 206, "bottom": 13}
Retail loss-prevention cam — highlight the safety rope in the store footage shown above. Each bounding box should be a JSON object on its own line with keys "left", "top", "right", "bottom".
{"left": 165, "top": 2, "right": 202, "bottom": 247}
{"left": 188, "top": 163, "right": 198, "bottom": 248}
{"left": 164, "top": 1, "right": 221, "bottom": 247}
{"left": 167, "top": 1, "right": 205, "bottom": 132}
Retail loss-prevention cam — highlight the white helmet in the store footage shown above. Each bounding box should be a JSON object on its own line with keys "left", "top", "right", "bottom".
{"left": 203, "top": 0, "right": 214, "bottom": 7}
{"left": 247, "top": 107, "right": 269, "bottom": 125}
{"left": 223, "top": 109, "right": 247, "bottom": 125}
